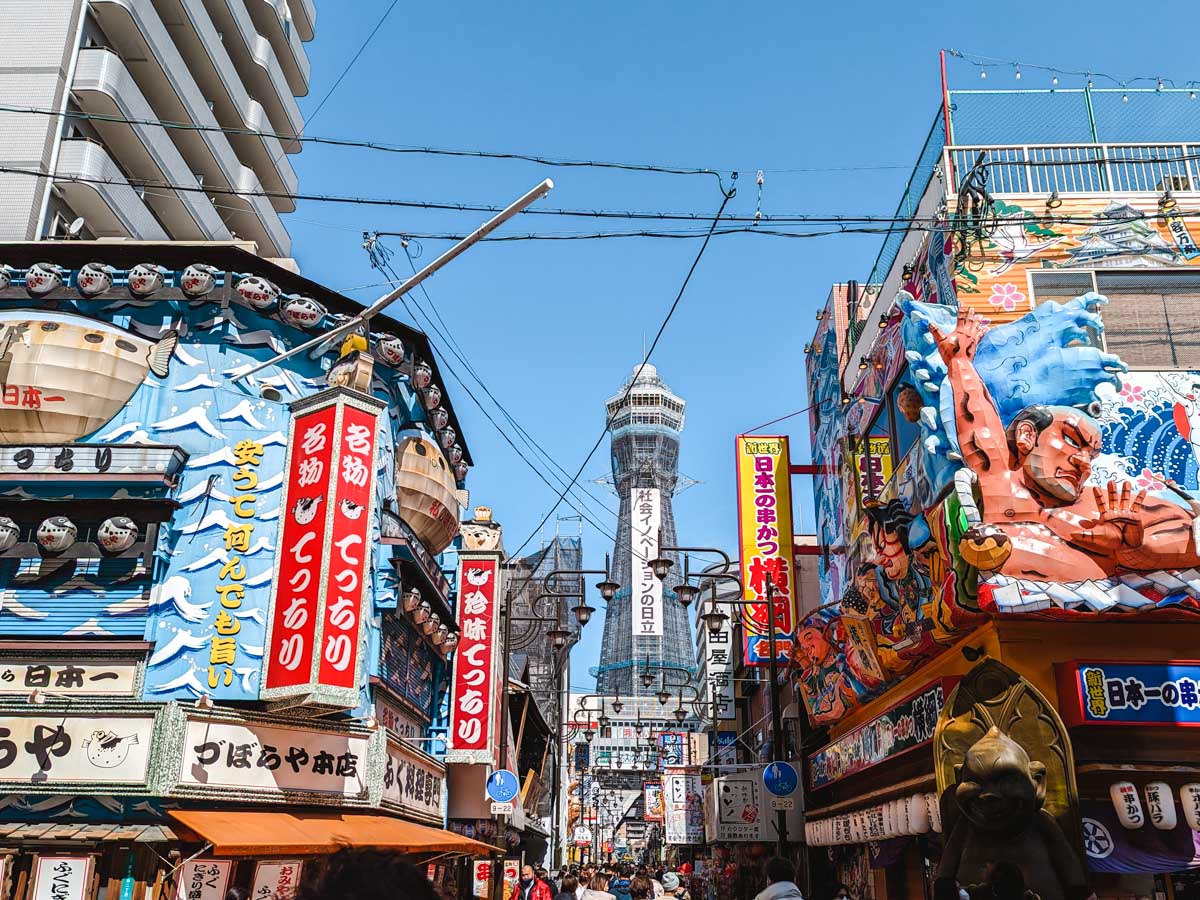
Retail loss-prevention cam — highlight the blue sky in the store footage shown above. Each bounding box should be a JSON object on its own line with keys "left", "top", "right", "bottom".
{"left": 284, "top": 2, "right": 1179, "bottom": 688}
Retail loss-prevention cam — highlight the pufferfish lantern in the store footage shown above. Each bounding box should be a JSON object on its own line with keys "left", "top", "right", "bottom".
{"left": 127, "top": 263, "right": 169, "bottom": 298}
{"left": 97, "top": 516, "right": 138, "bottom": 554}
{"left": 25, "top": 263, "right": 67, "bottom": 297}
{"left": 278, "top": 295, "right": 326, "bottom": 329}
{"left": 420, "top": 385, "right": 442, "bottom": 411}
{"left": 36, "top": 516, "right": 77, "bottom": 553}
{"left": 411, "top": 360, "right": 433, "bottom": 390}
{"left": 427, "top": 407, "right": 449, "bottom": 431}
{"left": 376, "top": 334, "right": 407, "bottom": 367}
{"left": 76, "top": 262, "right": 115, "bottom": 298}
{"left": 181, "top": 263, "right": 221, "bottom": 298}
{"left": 0, "top": 516, "right": 19, "bottom": 551}
{"left": 235, "top": 275, "right": 280, "bottom": 310}
{"left": 437, "top": 427, "right": 457, "bottom": 450}
{"left": 440, "top": 632, "right": 459, "bottom": 656}
{"left": 0, "top": 264, "right": 14, "bottom": 291}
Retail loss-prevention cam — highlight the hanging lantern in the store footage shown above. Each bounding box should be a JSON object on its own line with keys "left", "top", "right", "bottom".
{"left": 908, "top": 794, "right": 930, "bottom": 834}
{"left": 1111, "top": 781, "right": 1146, "bottom": 829}
{"left": 25, "top": 263, "right": 66, "bottom": 296}
{"left": 0, "top": 264, "right": 14, "bottom": 291}
{"left": 420, "top": 384, "right": 442, "bottom": 410}
{"left": 441, "top": 632, "right": 459, "bottom": 655}
{"left": 76, "top": 262, "right": 114, "bottom": 297}
{"left": 181, "top": 263, "right": 220, "bottom": 298}
{"left": 97, "top": 516, "right": 138, "bottom": 553}
{"left": 235, "top": 275, "right": 280, "bottom": 310}
{"left": 437, "top": 427, "right": 457, "bottom": 449}
{"left": 412, "top": 360, "right": 432, "bottom": 389}
{"left": 1180, "top": 784, "right": 1200, "bottom": 832}
{"left": 926, "top": 793, "right": 942, "bottom": 833}
{"left": 432, "top": 624, "right": 450, "bottom": 646}
{"left": 428, "top": 408, "right": 449, "bottom": 431}
{"left": 278, "top": 295, "right": 326, "bottom": 329}
{"left": 1145, "top": 782, "right": 1178, "bottom": 830}
{"left": 36, "top": 516, "right": 77, "bottom": 553}
{"left": 412, "top": 599, "right": 432, "bottom": 625}
{"left": 376, "top": 334, "right": 407, "bottom": 367}
{"left": 402, "top": 587, "right": 422, "bottom": 613}
{"left": 421, "top": 612, "right": 441, "bottom": 636}
{"left": 127, "top": 263, "right": 168, "bottom": 297}
{"left": 454, "top": 461, "right": 468, "bottom": 482}
{"left": 447, "top": 444, "right": 464, "bottom": 465}
{"left": 0, "top": 516, "right": 18, "bottom": 551}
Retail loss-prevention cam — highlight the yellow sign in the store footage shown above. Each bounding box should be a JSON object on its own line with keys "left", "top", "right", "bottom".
{"left": 735, "top": 435, "right": 796, "bottom": 665}
{"left": 854, "top": 436, "right": 892, "bottom": 504}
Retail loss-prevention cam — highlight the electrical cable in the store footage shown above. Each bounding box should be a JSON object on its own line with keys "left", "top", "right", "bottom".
{"left": 302, "top": 0, "right": 403, "bottom": 129}
{"left": 945, "top": 48, "right": 1200, "bottom": 90}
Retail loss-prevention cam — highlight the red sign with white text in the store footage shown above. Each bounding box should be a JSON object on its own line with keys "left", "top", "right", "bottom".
{"left": 264, "top": 403, "right": 337, "bottom": 689}
{"left": 446, "top": 555, "right": 501, "bottom": 764}
{"left": 316, "top": 404, "right": 378, "bottom": 689}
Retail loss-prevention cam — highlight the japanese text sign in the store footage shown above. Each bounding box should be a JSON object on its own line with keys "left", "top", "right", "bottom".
{"left": 1057, "top": 660, "right": 1200, "bottom": 727}
{"left": 735, "top": 435, "right": 796, "bottom": 665}
{"left": 447, "top": 553, "right": 503, "bottom": 765}
{"left": 262, "top": 389, "right": 383, "bottom": 708}
{"left": 704, "top": 610, "right": 735, "bottom": 720}
{"left": 644, "top": 781, "right": 664, "bottom": 821}
{"left": 251, "top": 861, "right": 303, "bottom": 900}
{"left": 0, "top": 659, "right": 138, "bottom": 696}
{"left": 472, "top": 861, "right": 490, "bottom": 898}
{"left": 663, "top": 772, "right": 704, "bottom": 844}
{"left": 630, "top": 487, "right": 663, "bottom": 639}
{"left": 31, "top": 857, "right": 92, "bottom": 900}
{"left": 382, "top": 740, "right": 445, "bottom": 824}
{"left": 0, "top": 713, "right": 155, "bottom": 787}
{"left": 175, "top": 861, "right": 231, "bottom": 900}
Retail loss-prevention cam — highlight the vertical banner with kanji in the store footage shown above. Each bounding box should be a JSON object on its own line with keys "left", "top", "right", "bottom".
{"left": 261, "top": 387, "right": 384, "bottom": 708}
{"left": 705, "top": 604, "right": 735, "bottom": 720}
{"left": 446, "top": 551, "right": 504, "bottom": 765}
{"left": 735, "top": 435, "right": 796, "bottom": 665}
{"left": 630, "top": 486, "right": 663, "bottom": 639}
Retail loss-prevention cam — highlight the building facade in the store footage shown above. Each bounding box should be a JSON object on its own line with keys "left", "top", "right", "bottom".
{"left": 800, "top": 87, "right": 1200, "bottom": 900}
{"left": 597, "top": 363, "right": 695, "bottom": 697}
{"left": 0, "top": 0, "right": 308, "bottom": 255}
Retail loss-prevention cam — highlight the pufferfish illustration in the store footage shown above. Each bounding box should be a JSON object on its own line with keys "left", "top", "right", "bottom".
{"left": 24, "top": 263, "right": 67, "bottom": 296}
{"left": 375, "top": 334, "right": 408, "bottom": 367}
{"left": 180, "top": 263, "right": 220, "bottom": 298}
{"left": 97, "top": 516, "right": 138, "bottom": 553}
{"left": 465, "top": 567, "right": 493, "bottom": 587}
{"left": 235, "top": 275, "right": 280, "bottom": 310}
{"left": 76, "top": 262, "right": 115, "bottom": 298}
{"left": 127, "top": 263, "right": 169, "bottom": 298}
{"left": 0, "top": 516, "right": 19, "bottom": 551}
{"left": 339, "top": 499, "right": 365, "bottom": 521}
{"left": 82, "top": 731, "right": 139, "bottom": 769}
{"left": 0, "top": 264, "right": 14, "bottom": 291}
{"left": 0, "top": 310, "right": 179, "bottom": 444}
{"left": 292, "top": 495, "right": 322, "bottom": 525}
{"left": 278, "top": 295, "right": 326, "bottom": 329}
{"left": 36, "top": 516, "right": 77, "bottom": 553}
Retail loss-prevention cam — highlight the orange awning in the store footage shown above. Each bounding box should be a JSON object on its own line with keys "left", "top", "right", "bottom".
{"left": 167, "top": 809, "right": 498, "bottom": 858}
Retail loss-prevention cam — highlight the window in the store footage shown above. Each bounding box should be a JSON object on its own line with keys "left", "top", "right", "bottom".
{"left": 887, "top": 372, "right": 921, "bottom": 464}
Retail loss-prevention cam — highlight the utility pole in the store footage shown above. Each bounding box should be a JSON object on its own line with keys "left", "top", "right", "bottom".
{"left": 766, "top": 574, "right": 788, "bottom": 855}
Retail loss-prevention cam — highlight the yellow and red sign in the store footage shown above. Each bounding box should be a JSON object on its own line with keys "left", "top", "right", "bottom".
{"left": 735, "top": 435, "right": 796, "bottom": 665}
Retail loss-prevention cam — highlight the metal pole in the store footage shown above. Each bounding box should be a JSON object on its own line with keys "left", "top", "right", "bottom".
{"left": 492, "top": 587, "right": 514, "bottom": 900}
{"left": 766, "top": 575, "right": 788, "bottom": 856}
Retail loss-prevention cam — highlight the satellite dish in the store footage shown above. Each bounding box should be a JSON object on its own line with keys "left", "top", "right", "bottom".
{"left": 66, "top": 217, "right": 85, "bottom": 238}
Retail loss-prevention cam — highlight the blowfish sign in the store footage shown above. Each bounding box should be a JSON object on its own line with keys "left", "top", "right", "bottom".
{"left": 446, "top": 554, "right": 503, "bottom": 765}
{"left": 735, "top": 435, "right": 796, "bottom": 665}
{"left": 631, "top": 487, "right": 664, "bottom": 639}
{"left": 261, "top": 388, "right": 384, "bottom": 708}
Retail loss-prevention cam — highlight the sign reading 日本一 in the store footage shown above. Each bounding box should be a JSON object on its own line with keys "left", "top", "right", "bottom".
{"left": 808, "top": 678, "right": 952, "bottom": 789}
{"left": 630, "top": 487, "right": 663, "bottom": 639}
{"left": 735, "top": 435, "right": 796, "bottom": 665}
{"left": 1058, "top": 660, "right": 1200, "bottom": 727}
{"left": 447, "top": 553, "right": 503, "bottom": 765}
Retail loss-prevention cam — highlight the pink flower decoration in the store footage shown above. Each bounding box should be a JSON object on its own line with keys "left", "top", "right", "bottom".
{"left": 1135, "top": 469, "right": 1165, "bottom": 491}
{"left": 1119, "top": 384, "right": 1145, "bottom": 403}
{"left": 987, "top": 283, "right": 1025, "bottom": 312}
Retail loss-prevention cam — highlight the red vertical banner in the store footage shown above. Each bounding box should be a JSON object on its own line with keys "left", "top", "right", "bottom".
{"left": 446, "top": 553, "right": 503, "bottom": 765}
{"left": 262, "top": 388, "right": 384, "bottom": 707}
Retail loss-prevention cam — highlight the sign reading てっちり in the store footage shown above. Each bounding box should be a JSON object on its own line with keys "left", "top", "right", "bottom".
{"left": 446, "top": 553, "right": 503, "bottom": 765}
{"left": 261, "top": 388, "right": 383, "bottom": 709}
{"left": 1057, "top": 660, "right": 1200, "bottom": 727}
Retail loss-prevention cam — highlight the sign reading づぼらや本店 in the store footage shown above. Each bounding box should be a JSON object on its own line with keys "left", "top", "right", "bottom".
{"left": 735, "top": 435, "right": 796, "bottom": 665}
{"left": 260, "top": 388, "right": 384, "bottom": 709}
{"left": 1057, "top": 660, "right": 1200, "bottom": 726}
{"left": 446, "top": 552, "right": 503, "bottom": 765}
{"left": 808, "top": 678, "right": 953, "bottom": 790}
{"left": 382, "top": 739, "right": 445, "bottom": 824}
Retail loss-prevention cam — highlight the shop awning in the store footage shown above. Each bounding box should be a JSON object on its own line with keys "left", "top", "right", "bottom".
{"left": 167, "top": 810, "right": 498, "bottom": 858}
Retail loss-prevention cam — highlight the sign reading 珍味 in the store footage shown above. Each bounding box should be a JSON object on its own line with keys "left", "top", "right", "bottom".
{"left": 261, "top": 388, "right": 383, "bottom": 708}
{"left": 630, "top": 487, "right": 663, "bottom": 639}
{"left": 1057, "top": 660, "right": 1200, "bottom": 727}
{"left": 447, "top": 554, "right": 503, "bottom": 765}
{"left": 808, "top": 678, "right": 951, "bottom": 790}
{"left": 735, "top": 435, "right": 796, "bottom": 665}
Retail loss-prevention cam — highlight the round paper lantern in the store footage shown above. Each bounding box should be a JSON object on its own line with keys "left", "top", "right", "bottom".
{"left": 926, "top": 793, "right": 943, "bottom": 833}
{"left": 883, "top": 802, "right": 895, "bottom": 837}
{"left": 37, "top": 516, "right": 77, "bottom": 553}
{"left": 1111, "top": 781, "right": 1146, "bottom": 829}
{"left": 1144, "top": 782, "right": 1178, "bottom": 830}
{"left": 908, "top": 794, "right": 930, "bottom": 834}
{"left": 0, "top": 516, "right": 18, "bottom": 551}
{"left": 127, "top": 263, "right": 167, "bottom": 297}
{"left": 1180, "top": 784, "right": 1200, "bottom": 832}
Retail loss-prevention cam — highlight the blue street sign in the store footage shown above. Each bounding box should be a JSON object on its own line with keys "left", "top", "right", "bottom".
{"left": 763, "top": 761, "right": 799, "bottom": 797}
{"left": 486, "top": 768, "right": 520, "bottom": 803}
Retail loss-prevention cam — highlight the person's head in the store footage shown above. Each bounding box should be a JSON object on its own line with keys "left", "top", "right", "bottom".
{"left": 834, "top": 884, "right": 852, "bottom": 899}
{"left": 1007, "top": 404, "right": 1102, "bottom": 504}
{"left": 589, "top": 873, "right": 612, "bottom": 892}
{"left": 561, "top": 874, "right": 579, "bottom": 895}
{"left": 225, "top": 890, "right": 249, "bottom": 900}
{"left": 296, "top": 848, "right": 438, "bottom": 900}
{"left": 661, "top": 872, "right": 680, "bottom": 893}
{"left": 984, "top": 861, "right": 1027, "bottom": 900}
{"left": 522, "top": 865, "right": 536, "bottom": 884}
{"left": 796, "top": 619, "right": 834, "bottom": 668}
{"left": 865, "top": 499, "right": 914, "bottom": 579}
{"left": 629, "top": 876, "right": 653, "bottom": 900}
{"left": 764, "top": 857, "right": 794, "bottom": 886}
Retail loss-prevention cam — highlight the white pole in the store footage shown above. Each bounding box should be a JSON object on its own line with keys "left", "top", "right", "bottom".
{"left": 233, "top": 177, "right": 554, "bottom": 382}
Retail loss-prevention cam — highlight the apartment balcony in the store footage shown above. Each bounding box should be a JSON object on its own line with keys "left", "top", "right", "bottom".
{"left": 151, "top": 0, "right": 301, "bottom": 198}
{"left": 245, "top": 0, "right": 310, "bottom": 96}
{"left": 201, "top": 0, "right": 305, "bottom": 139}
{"left": 73, "top": 48, "right": 231, "bottom": 241}
{"left": 288, "top": 0, "right": 314, "bottom": 42}
{"left": 90, "top": 0, "right": 291, "bottom": 254}
{"left": 54, "top": 139, "right": 169, "bottom": 240}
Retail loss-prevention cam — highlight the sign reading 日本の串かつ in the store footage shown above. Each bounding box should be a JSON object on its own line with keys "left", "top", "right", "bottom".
{"left": 1057, "top": 660, "right": 1200, "bottom": 727}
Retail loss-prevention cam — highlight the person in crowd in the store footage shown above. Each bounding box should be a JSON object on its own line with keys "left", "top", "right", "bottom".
{"left": 833, "top": 885, "right": 852, "bottom": 900}
{"left": 582, "top": 873, "right": 616, "bottom": 900}
{"left": 296, "top": 848, "right": 440, "bottom": 900}
{"left": 224, "top": 889, "right": 248, "bottom": 900}
{"left": 630, "top": 875, "right": 654, "bottom": 900}
{"left": 556, "top": 874, "right": 581, "bottom": 900}
{"left": 661, "top": 872, "right": 690, "bottom": 900}
{"left": 520, "top": 865, "right": 554, "bottom": 900}
{"left": 577, "top": 868, "right": 593, "bottom": 900}
{"left": 609, "top": 864, "right": 633, "bottom": 900}
{"left": 753, "top": 857, "right": 804, "bottom": 900}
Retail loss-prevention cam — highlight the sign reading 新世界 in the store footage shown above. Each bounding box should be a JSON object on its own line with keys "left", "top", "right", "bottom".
{"left": 1058, "top": 660, "right": 1200, "bottom": 727}
{"left": 808, "top": 678, "right": 952, "bottom": 789}
{"left": 0, "top": 713, "right": 155, "bottom": 788}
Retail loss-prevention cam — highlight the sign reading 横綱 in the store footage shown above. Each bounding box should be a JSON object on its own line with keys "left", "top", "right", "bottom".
{"left": 735, "top": 435, "right": 796, "bottom": 665}
{"left": 808, "top": 678, "right": 953, "bottom": 789}
{"left": 261, "top": 387, "right": 384, "bottom": 709}
{"left": 1057, "top": 660, "right": 1200, "bottom": 727}
{"left": 251, "top": 861, "right": 303, "bottom": 900}
{"left": 447, "top": 553, "right": 503, "bottom": 765}
{"left": 630, "top": 487, "right": 663, "bottom": 639}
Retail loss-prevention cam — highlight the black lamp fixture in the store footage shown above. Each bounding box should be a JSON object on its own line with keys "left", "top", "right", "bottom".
{"left": 1046, "top": 190, "right": 1062, "bottom": 210}
{"left": 595, "top": 552, "right": 619, "bottom": 601}
{"left": 702, "top": 603, "right": 729, "bottom": 635}
{"left": 675, "top": 581, "right": 699, "bottom": 609}
{"left": 598, "top": 712, "right": 610, "bottom": 729}
{"left": 612, "top": 695, "right": 624, "bottom": 715}
{"left": 634, "top": 712, "right": 645, "bottom": 735}
{"left": 673, "top": 703, "right": 686, "bottom": 724}
{"left": 547, "top": 625, "right": 571, "bottom": 649}
{"left": 584, "top": 729, "right": 595, "bottom": 743}
{"left": 656, "top": 681, "right": 671, "bottom": 706}
{"left": 640, "top": 661, "right": 655, "bottom": 689}
{"left": 573, "top": 602, "right": 596, "bottom": 626}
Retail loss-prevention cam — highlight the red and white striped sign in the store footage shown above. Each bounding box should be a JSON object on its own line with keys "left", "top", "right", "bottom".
{"left": 446, "top": 554, "right": 503, "bottom": 764}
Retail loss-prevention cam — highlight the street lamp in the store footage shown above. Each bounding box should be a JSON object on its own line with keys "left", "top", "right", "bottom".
{"left": 584, "top": 729, "right": 595, "bottom": 743}
{"left": 547, "top": 625, "right": 571, "bottom": 649}
{"left": 673, "top": 701, "right": 686, "bottom": 724}
{"left": 572, "top": 601, "right": 595, "bottom": 625}
{"left": 611, "top": 695, "right": 624, "bottom": 714}
{"left": 656, "top": 681, "right": 671, "bottom": 706}
{"left": 640, "top": 659, "right": 655, "bottom": 689}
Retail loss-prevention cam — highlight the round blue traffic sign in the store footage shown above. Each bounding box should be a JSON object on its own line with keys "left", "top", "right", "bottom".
{"left": 763, "top": 761, "right": 798, "bottom": 797}
{"left": 486, "top": 769, "right": 520, "bottom": 803}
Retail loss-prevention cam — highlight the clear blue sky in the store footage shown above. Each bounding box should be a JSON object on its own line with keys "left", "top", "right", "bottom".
{"left": 284, "top": 1, "right": 1179, "bottom": 689}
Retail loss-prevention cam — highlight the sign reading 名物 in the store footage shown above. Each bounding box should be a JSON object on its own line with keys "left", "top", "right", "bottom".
{"left": 261, "top": 389, "right": 383, "bottom": 708}
{"left": 663, "top": 772, "right": 704, "bottom": 845}
{"left": 1057, "top": 661, "right": 1200, "bottom": 727}
{"left": 0, "top": 659, "right": 139, "bottom": 696}
{"left": 30, "top": 856, "right": 91, "bottom": 900}
{"left": 447, "top": 554, "right": 503, "bottom": 765}
{"left": 251, "top": 861, "right": 303, "bottom": 900}
{"left": 808, "top": 678, "right": 952, "bottom": 789}
{"left": 177, "top": 718, "right": 372, "bottom": 801}
{"left": 0, "top": 713, "right": 155, "bottom": 787}
{"left": 630, "top": 487, "right": 663, "bottom": 639}
{"left": 382, "top": 740, "right": 445, "bottom": 824}
{"left": 176, "top": 861, "right": 231, "bottom": 900}
{"left": 735, "top": 435, "right": 796, "bottom": 665}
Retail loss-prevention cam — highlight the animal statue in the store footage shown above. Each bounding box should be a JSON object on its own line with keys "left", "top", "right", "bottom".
{"left": 934, "top": 726, "right": 1089, "bottom": 900}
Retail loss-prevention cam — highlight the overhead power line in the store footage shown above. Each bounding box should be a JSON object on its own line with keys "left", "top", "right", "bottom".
{"left": 944, "top": 48, "right": 1200, "bottom": 90}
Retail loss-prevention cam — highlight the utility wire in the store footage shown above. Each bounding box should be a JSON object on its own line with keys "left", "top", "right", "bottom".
{"left": 944, "top": 48, "right": 1200, "bottom": 90}
{"left": 302, "top": 0, "right": 403, "bottom": 128}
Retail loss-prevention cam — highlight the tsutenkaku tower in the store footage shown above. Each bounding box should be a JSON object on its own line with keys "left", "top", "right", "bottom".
{"left": 596, "top": 363, "right": 695, "bottom": 696}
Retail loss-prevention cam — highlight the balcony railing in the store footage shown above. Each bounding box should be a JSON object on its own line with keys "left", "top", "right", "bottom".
{"left": 945, "top": 142, "right": 1200, "bottom": 196}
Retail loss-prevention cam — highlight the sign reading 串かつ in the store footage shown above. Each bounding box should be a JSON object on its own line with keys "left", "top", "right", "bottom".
{"left": 630, "top": 487, "right": 663, "bottom": 639}
{"left": 0, "top": 713, "right": 155, "bottom": 788}
{"left": 735, "top": 435, "right": 796, "bottom": 665}
{"left": 1058, "top": 661, "right": 1200, "bottom": 727}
